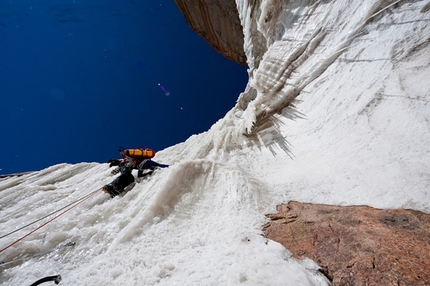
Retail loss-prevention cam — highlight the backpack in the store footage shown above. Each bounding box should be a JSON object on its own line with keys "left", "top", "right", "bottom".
{"left": 121, "top": 148, "right": 155, "bottom": 160}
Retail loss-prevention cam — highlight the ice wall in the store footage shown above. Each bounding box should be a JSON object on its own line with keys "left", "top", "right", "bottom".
{"left": 228, "top": 0, "right": 430, "bottom": 211}
{"left": 1, "top": 0, "right": 429, "bottom": 285}
{"left": 235, "top": 0, "right": 429, "bottom": 131}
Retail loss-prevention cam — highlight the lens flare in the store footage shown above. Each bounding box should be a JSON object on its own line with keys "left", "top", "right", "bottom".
{"left": 157, "top": 83, "right": 170, "bottom": 96}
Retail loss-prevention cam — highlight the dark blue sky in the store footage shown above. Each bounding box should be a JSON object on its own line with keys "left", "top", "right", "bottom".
{"left": 0, "top": 1, "right": 248, "bottom": 174}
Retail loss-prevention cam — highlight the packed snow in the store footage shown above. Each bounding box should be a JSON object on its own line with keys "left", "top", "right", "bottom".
{"left": 1, "top": 0, "right": 429, "bottom": 285}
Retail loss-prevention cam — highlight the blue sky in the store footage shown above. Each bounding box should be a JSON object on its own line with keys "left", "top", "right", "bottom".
{"left": 0, "top": 1, "right": 248, "bottom": 174}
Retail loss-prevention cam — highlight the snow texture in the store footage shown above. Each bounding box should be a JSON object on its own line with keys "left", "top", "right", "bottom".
{"left": 1, "top": 0, "right": 429, "bottom": 285}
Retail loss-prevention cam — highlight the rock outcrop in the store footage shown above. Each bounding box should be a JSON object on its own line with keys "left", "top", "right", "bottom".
{"left": 263, "top": 201, "right": 430, "bottom": 285}
{"left": 173, "top": 0, "right": 247, "bottom": 66}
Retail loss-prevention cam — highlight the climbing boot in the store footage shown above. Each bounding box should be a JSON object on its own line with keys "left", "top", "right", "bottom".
{"left": 103, "top": 184, "right": 120, "bottom": 198}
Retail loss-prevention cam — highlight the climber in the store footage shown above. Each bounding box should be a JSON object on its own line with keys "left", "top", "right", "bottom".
{"left": 103, "top": 148, "right": 168, "bottom": 198}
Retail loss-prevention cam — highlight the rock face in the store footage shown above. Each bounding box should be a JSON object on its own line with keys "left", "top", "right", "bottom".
{"left": 263, "top": 201, "right": 430, "bottom": 285}
{"left": 173, "top": 0, "right": 247, "bottom": 66}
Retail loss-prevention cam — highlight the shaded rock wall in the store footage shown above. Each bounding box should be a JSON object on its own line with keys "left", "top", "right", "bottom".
{"left": 173, "top": 0, "right": 247, "bottom": 66}
{"left": 264, "top": 201, "right": 430, "bottom": 285}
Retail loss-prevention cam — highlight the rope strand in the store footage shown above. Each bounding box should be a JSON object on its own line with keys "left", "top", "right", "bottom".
{"left": 0, "top": 188, "right": 101, "bottom": 240}
{"left": 0, "top": 188, "right": 101, "bottom": 254}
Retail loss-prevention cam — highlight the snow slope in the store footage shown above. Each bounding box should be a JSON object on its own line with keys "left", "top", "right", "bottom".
{"left": 1, "top": 0, "right": 429, "bottom": 285}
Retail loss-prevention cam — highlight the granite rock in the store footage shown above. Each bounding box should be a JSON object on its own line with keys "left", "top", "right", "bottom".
{"left": 173, "top": 0, "right": 247, "bottom": 66}
{"left": 263, "top": 201, "right": 430, "bottom": 285}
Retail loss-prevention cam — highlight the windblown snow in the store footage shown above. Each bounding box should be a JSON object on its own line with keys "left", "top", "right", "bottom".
{"left": 1, "top": 0, "right": 429, "bottom": 285}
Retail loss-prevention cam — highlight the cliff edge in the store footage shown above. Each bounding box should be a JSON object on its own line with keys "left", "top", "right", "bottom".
{"left": 173, "top": 0, "right": 247, "bottom": 66}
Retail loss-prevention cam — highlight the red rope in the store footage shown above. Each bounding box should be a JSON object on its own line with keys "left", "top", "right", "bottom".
{"left": 0, "top": 188, "right": 101, "bottom": 254}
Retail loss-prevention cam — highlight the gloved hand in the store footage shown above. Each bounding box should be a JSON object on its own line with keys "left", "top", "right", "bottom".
{"left": 111, "top": 167, "right": 120, "bottom": 175}
{"left": 108, "top": 159, "right": 121, "bottom": 167}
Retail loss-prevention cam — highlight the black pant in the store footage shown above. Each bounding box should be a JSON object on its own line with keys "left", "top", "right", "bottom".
{"left": 111, "top": 166, "right": 135, "bottom": 192}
